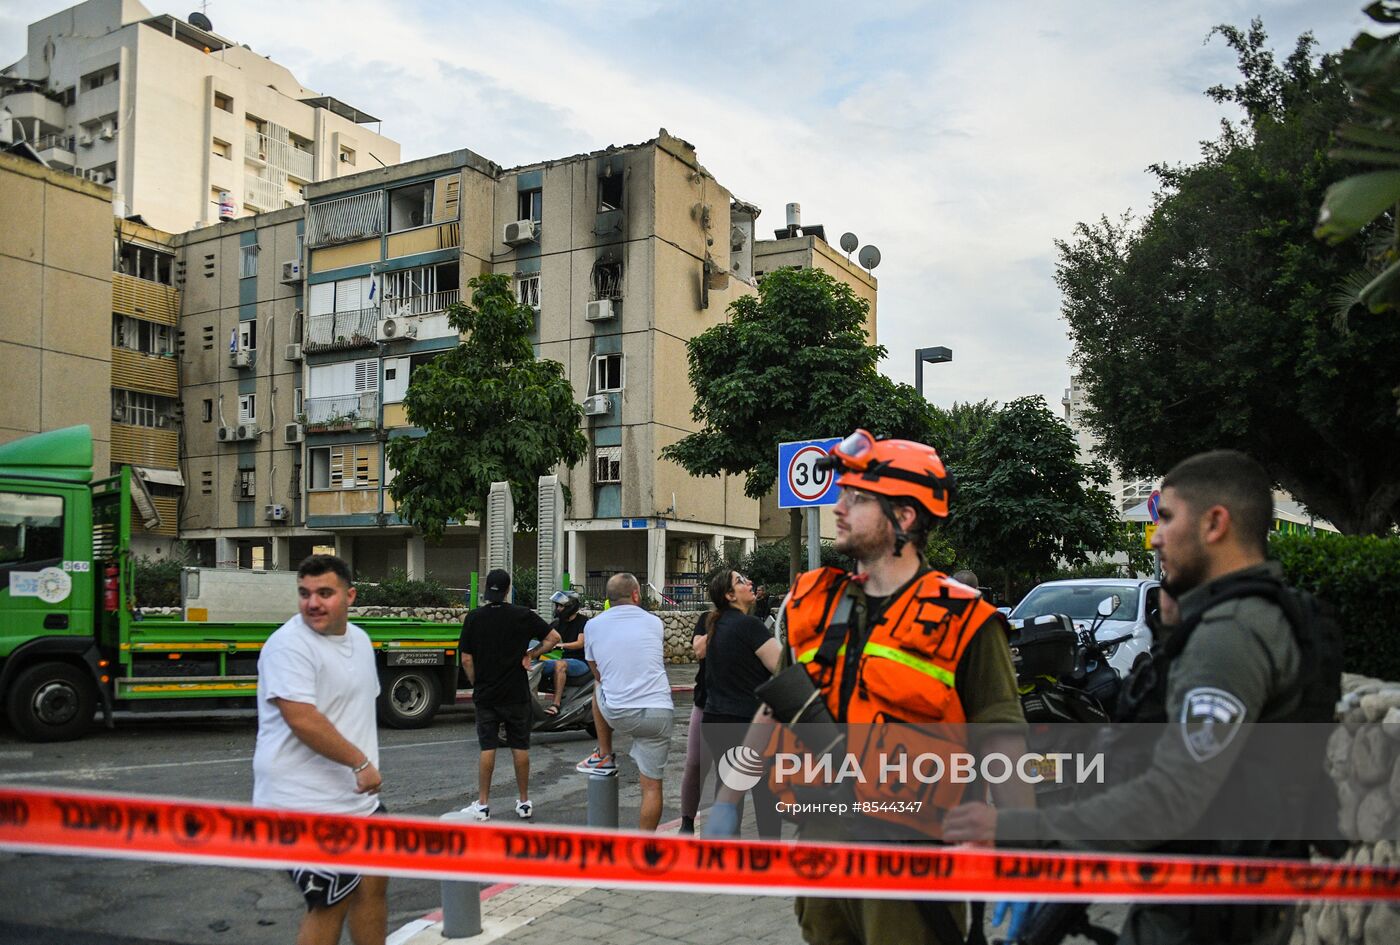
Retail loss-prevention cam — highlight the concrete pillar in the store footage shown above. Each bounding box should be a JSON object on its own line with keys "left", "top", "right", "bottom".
{"left": 646, "top": 527, "right": 667, "bottom": 599}
{"left": 406, "top": 534, "right": 426, "bottom": 580}
{"left": 712, "top": 534, "right": 725, "bottom": 561}
{"left": 742, "top": 534, "right": 756, "bottom": 559}
{"left": 334, "top": 533, "right": 355, "bottom": 570}
{"left": 567, "top": 530, "right": 586, "bottom": 590}
{"left": 215, "top": 536, "right": 237, "bottom": 570}
{"left": 270, "top": 536, "right": 291, "bottom": 571}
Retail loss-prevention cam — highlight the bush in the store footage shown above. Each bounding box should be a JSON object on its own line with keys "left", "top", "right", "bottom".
{"left": 354, "top": 569, "right": 457, "bottom": 608}
{"left": 1270, "top": 533, "right": 1400, "bottom": 681}
{"left": 511, "top": 566, "right": 537, "bottom": 610}
{"left": 132, "top": 555, "right": 184, "bottom": 608}
{"left": 735, "top": 539, "right": 854, "bottom": 597}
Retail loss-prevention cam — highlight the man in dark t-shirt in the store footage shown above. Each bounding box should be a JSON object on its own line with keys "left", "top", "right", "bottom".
{"left": 458, "top": 569, "right": 549, "bottom": 822}
{"left": 536, "top": 591, "right": 590, "bottom": 715}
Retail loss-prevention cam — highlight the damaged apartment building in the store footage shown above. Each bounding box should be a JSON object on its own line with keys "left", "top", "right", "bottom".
{"left": 177, "top": 130, "right": 778, "bottom": 596}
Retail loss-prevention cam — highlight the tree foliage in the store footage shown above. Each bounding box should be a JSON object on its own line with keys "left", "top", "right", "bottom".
{"left": 936, "top": 396, "right": 1143, "bottom": 598}
{"left": 1057, "top": 21, "right": 1400, "bottom": 535}
{"left": 661, "top": 267, "right": 936, "bottom": 500}
{"left": 385, "top": 274, "right": 587, "bottom": 540}
{"left": 1316, "top": 2, "right": 1400, "bottom": 316}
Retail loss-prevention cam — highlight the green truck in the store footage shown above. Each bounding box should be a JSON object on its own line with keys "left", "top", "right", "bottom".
{"left": 0, "top": 425, "right": 462, "bottom": 742}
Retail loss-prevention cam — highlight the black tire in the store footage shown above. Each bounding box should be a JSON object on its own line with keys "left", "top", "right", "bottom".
{"left": 377, "top": 668, "right": 441, "bottom": 729}
{"left": 6, "top": 661, "right": 96, "bottom": 742}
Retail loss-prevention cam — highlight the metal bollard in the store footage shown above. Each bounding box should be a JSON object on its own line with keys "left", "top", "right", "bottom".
{"left": 587, "top": 771, "right": 619, "bottom": 828}
{"left": 439, "top": 811, "right": 481, "bottom": 939}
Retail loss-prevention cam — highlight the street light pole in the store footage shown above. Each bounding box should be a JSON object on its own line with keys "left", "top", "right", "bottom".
{"left": 915, "top": 346, "right": 953, "bottom": 398}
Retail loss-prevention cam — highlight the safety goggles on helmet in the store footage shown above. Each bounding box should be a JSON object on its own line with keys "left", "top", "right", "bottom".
{"left": 819, "top": 428, "right": 954, "bottom": 521}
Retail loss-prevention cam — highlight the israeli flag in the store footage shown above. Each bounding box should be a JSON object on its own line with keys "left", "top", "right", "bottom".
{"left": 368, "top": 274, "right": 378, "bottom": 302}
{"left": 229, "top": 329, "right": 237, "bottom": 353}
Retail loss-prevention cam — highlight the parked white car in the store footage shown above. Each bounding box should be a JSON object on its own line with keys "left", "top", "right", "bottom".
{"left": 1008, "top": 578, "right": 1161, "bottom": 677}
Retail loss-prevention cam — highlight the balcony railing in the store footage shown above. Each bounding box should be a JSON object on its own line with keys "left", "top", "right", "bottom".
{"left": 381, "top": 289, "right": 460, "bottom": 318}
{"left": 244, "top": 173, "right": 284, "bottom": 212}
{"left": 304, "top": 308, "right": 379, "bottom": 352}
{"left": 304, "top": 393, "right": 379, "bottom": 431}
{"left": 307, "top": 191, "right": 384, "bottom": 247}
{"left": 244, "top": 130, "right": 314, "bottom": 181}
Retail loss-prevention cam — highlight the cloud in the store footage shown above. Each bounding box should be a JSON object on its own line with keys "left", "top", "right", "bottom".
{"left": 1, "top": 0, "right": 1369, "bottom": 415}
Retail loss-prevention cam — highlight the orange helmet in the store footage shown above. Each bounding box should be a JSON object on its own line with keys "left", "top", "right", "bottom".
{"left": 819, "top": 429, "right": 954, "bottom": 519}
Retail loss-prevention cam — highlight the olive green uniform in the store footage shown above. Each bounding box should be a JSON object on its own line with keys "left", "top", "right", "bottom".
{"left": 796, "top": 579, "right": 1027, "bottom": 945}
{"left": 998, "top": 562, "right": 1303, "bottom": 945}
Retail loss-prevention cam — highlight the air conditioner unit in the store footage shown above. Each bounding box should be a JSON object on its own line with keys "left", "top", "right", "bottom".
{"left": 585, "top": 299, "right": 615, "bottom": 322}
{"left": 217, "top": 426, "right": 235, "bottom": 442}
{"left": 502, "top": 219, "right": 536, "bottom": 246}
{"left": 280, "top": 260, "right": 301, "bottom": 284}
{"left": 98, "top": 121, "right": 115, "bottom": 140}
{"left": 283, "top": 422, "right": 304, "bottom": 445}
{"left": 77, "top": 132, "right": 94, "bottom": 147}
{"left": 376, "top": 317, "right": 418, "bottom": 342}
{"left": 284, "top": 343, "right": 302, "bottom": 362}
{"left": 582, "top": 394, "right": 611, "bottom": 417}
{"left": 234, "top": 423, "right": 258, "bottom": 441}
{"left": 264, "top": 504, "right": 290, "bottom": 522}
{"left": 229, "top": 348, "right": 255, "bottom": 368}
{"left": 339, "top": 152, "right": 351, "bottom": 163}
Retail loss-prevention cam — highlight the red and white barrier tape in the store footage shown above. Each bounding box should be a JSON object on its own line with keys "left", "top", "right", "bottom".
{"left": 0, "top": 786, "right": 1395, "bottom": 903}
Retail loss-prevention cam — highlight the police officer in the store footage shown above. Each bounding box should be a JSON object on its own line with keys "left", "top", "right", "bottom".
{"left": 710, "top": 429, "right": 1032, "bottom": 945}
{"left": 944, "top": 449, "right": 1342, "bottom": 945}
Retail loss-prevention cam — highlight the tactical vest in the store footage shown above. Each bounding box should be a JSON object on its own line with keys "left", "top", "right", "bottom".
{"left": 772, "top": 566, "right": 1002, "bottom": 838}
{"left": 1114, "top": 574, "right": 1343, "bottom": 944}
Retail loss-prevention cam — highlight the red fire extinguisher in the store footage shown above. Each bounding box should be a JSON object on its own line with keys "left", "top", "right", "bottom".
{"left": 103, "top": 564, "right": 120, "bottom": 613}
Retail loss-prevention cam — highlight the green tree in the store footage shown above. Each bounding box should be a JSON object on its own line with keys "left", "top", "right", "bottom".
{"left": 385, "top": 274, "right": 587, "bottom": 540}
{"left": 940, "top": 396, "right": 1140, "bottom": 600}
{"left": 661, "top": 267, "right": 936, "bottom": 580}
{"left": 1057, "top": 22, "right": 1400, "bottom": 535}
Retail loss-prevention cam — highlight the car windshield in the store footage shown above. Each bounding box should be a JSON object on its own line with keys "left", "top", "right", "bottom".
{"left": 1011, "top": 584, "right": 1138, "bottom": 621}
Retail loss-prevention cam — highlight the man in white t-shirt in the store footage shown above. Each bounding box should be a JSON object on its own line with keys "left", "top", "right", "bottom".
{"left": 576, "top": 572, "right": 674, "bottom": 830}
{"left": 253, "top": 554, "right": 386, "bottom": 945}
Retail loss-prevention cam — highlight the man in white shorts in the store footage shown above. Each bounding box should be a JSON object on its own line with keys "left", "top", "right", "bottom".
{"left": 253, "top": 554, "right": 387, "bottom": 945}
{"left": 576, "top": 572, "right": 674, "bottom": 830}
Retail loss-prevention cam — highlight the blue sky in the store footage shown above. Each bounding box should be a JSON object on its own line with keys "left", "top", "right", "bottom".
{"left": 1, "top": 0, "right": 1373, "bottom": 412}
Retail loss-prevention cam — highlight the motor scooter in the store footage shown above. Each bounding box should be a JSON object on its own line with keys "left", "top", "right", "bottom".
{"left": 525, "top": 658, "right": 597, "bottom": 737}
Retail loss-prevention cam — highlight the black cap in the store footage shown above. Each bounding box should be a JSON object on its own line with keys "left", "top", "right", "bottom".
{"left": 483, "top": 568, "right": 511, "bottom": 603}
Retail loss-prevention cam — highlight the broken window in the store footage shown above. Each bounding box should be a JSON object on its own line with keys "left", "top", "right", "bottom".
{"left": 388, "top": 181, "right": 434, "bottom": 232}
{"left": 598, "top": 165, "right": 622, "bottom": 213}
{"left": 591, "top": 261, "right": 623, "bottom": 301}
{"left": 516, "top": 275, "right": 540, "bottom": 309}
{"left": 518, "top": 189, "right": 542, "bottom": 224}
{"left": 593, "top": 353, "right": 623, "bottom": 392}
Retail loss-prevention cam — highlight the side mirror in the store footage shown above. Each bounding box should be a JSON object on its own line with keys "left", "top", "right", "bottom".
{"left": 1097, "top": 595, "right": 1121, "bottom": 618}
{"left": 995, "top": 606, "right": 1011, "bottom": 616}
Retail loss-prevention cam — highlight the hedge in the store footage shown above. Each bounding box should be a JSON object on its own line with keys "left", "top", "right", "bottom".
{"left": 354, "top": 569, "right": 458, "bottom": 608}
{"left": 1270, "top": 532, "right": 1400, "bottom": 681}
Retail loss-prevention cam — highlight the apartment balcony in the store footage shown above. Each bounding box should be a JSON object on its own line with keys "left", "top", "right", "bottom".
{"left": 303, "top": 392, "right": 379, "bottom": 433}
{"left": 111, "top": 347, "right": 178, "bottom": 397}
{"left": 308, "top": 191, "right": 385, "bottom": 247}
{"left": 244, "top": 173, "right": 285, "bottom": 213}
{"left": 244, "top": 130, "right": 314, "bottom": 181}
{"left": 307, "top": 488, "right": 381, "bottom": 517}
{"left": 1, "top": 90, "right": 66, "bottom": 131}
{"left": 36, "top": 133, "right": 76, "bottom": 169}
{"left": 385, "top": 222, "right": 461, "bottom": 259}
{"left": 304, "top": 308, "right": 379, "bottom": 352}
{"left": 111, "top": 424, "right": 178, "bottom": 468}
{"left": 134, "top": 495, "right": 179, "bottom": 537}
{"left": 113, "top": 272, "right": 181, "bottom": 325}
{"left": 381, "top": 289, "right": 460, "bottom": 318}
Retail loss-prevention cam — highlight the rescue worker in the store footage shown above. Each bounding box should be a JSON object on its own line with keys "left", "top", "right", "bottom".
{"left": 708, "top": 429, "right": 1032, "bottom": 945}
{"left": 944, "top": 449, "right": 1343, "bottom": 945}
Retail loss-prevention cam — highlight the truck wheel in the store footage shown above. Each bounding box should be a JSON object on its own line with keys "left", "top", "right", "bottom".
{"left": 6, "top": 662, "right": 96, "bottom": 742}
{"left": 377, "top": 669, "right": 440, "bottom": 729}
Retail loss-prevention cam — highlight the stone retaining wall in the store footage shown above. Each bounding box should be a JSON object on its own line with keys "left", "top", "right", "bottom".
{"left": 1294, "top": 673, "right": 1400, "bottom": 945}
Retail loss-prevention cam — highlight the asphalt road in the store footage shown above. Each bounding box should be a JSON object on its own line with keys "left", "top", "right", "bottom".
{"left": 0, "top": 702, "right": 673, "bottom": 945}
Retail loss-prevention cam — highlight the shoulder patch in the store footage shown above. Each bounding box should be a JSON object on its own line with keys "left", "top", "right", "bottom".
{"left": 1180, "top": 686, "right": 1247, "bottom": 762}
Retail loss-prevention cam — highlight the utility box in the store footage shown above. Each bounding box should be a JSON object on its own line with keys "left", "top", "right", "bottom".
{"left": 181, "top": 567, "right": 300, "bottom": 623}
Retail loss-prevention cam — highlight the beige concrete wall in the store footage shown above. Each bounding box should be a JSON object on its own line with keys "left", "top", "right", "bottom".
{"left": 753, "top": 236, "right": 878, "bottom": 340}
{"left": 0, "top": 154, "right": 113, "bottom": 471}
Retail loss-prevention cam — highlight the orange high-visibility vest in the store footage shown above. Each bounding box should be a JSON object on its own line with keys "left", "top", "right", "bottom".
{"left": 770, "top": 566, "right": 1001, "bottom": 837}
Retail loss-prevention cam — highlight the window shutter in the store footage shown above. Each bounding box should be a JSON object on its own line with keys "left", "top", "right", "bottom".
{"left": 434, "top": 176, "right": 460, "bottom": 221}
{"left": 309, "top": 281, "right": 335, "bottom": 316}
{"left": 335, "top": 277, "right": 363, "bottom": 313}
{"left": 354, "top": 359, "right": 376, "bottom": 393}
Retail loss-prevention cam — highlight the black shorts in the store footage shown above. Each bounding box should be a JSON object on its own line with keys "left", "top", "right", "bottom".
{"left": 476, "top": 702, "right": 530, "bottom": 750}
{"left": 288, "top": 803, "right": 386, "bottom": 911}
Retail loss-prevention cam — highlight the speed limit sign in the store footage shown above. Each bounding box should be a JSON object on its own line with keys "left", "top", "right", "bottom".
{"left": 777, "top": 438, "right": 841, "bottom": 508}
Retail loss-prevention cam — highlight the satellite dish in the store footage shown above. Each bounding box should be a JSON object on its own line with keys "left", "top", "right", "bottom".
{"left": 189, "top": 11, "right": 213, "bottom": 31}
{"left": 839, "top": 232, "right": 859, "bottom": 254}
{"left": 857, "top": 245, "right": 882, "bottom": 271}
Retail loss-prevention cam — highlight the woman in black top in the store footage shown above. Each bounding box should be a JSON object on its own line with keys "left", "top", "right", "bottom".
{"left": 678, "top": 610, "right": 711, "bottom": 834}
{"left": 700, "top": 569, "right": 782, "bottom": 838}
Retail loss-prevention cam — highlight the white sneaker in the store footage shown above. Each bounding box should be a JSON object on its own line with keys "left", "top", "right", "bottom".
{"left": 462, "top": 800, "right": 489, "bottom": 821}
{"left": 515, "top": 799, "right": 532, "bottom": 820}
